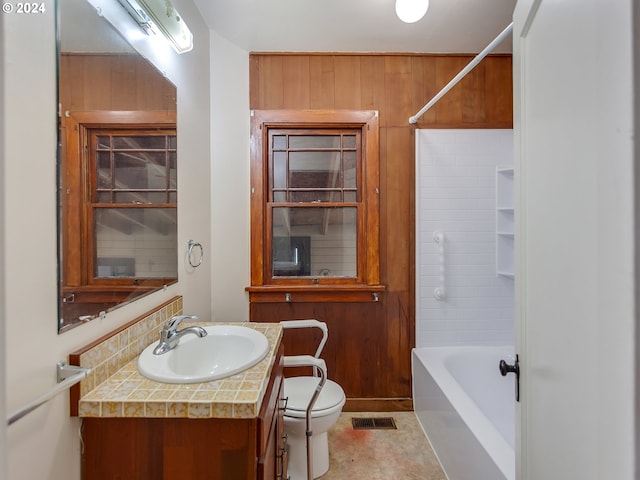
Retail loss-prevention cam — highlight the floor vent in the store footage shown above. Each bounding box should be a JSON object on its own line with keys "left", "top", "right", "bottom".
{"left": 352, "top": 417, "right": 397, "bottom": 430}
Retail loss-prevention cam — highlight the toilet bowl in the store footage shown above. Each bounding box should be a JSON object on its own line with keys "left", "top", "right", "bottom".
{"left": 283, "top": 375, "right": 346, "bottom": 480}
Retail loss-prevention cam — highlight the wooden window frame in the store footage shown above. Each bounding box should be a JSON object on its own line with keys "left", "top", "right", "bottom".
{"left": 61, "top": 111, "right": 177, "bottom": 300}
{"left": 247, "top": 109, "right": 384, "bottom": 303}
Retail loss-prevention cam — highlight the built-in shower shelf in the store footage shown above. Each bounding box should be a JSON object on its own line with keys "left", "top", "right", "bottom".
{"left": 497, "top": 271, "right": 515, "bottom": 278}
{"left": 496, "top": 166, "right": 515, "bottom": 278}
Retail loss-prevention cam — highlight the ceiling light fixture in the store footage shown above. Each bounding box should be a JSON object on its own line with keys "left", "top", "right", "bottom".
{"left": 395, "top": 0, "right": 429, "bottom": 23}
{"left": 117, "top": 0, "right": 193, "bottom": 53}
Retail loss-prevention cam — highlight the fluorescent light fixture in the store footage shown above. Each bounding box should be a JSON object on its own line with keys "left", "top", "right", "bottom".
{"left": 395, "top": 0, "right": 429, "bottom": 23}
{"left": 117, "top": 0, "right": 193, "bottom": 53}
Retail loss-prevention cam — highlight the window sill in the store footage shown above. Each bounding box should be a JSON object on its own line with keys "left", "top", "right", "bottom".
{"left": 245, "top": 284, "right": 386, "bottom": 303}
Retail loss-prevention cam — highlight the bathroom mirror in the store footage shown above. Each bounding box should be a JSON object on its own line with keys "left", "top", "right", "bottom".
{"left": 57, "top": 0, "right": 178, "bottom": 332}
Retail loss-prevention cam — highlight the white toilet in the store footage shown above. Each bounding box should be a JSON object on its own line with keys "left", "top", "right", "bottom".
{"left": 281, "top": 320, "right": 346, "bottom": 480}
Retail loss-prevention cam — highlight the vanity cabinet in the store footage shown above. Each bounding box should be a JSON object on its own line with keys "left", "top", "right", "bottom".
{"left": 81, "top": 343, "right": 287, "bottom": 480}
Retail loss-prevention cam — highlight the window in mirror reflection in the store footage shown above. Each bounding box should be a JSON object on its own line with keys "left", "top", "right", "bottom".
{"left": 91, "top": 128, "right": 177, "bottom": 280}
{"left": 60, "top": 112, "right": 177, "bottom": 327}
{"left": 89, "top": 127, "right": 177, "bottom": 281}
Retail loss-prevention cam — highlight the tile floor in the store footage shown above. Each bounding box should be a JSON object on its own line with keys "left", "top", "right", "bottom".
{"left": 320, "top": 412, "right": 446, "bottom": 480}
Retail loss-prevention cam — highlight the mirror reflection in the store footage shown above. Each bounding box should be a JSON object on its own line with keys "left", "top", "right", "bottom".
{"left": 58, "top": 0, "right": 178, "bottom": 332}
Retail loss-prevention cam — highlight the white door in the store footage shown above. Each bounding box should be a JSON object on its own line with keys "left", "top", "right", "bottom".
{"left": 513, "top": 0, "right": 635, "bottom": 478}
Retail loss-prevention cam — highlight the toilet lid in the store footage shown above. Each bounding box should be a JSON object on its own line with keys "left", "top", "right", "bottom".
{"left": 284, "top": 376, "right": 345, "bottom": 414}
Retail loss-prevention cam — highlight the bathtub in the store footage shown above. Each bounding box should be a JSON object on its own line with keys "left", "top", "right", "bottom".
{"left": 412, "top": 346, "right": 515, "bottom": 480}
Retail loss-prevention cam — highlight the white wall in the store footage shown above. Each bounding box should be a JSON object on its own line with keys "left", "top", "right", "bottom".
{"left": 3, "top": 1, "right": 211, "bottom": 478}
{"left": 0, "top": 9, "right": 7, "bottom": 480}
{"left": 416, "top": 129, "right": 514, "bottom": 347}
{"left": 209, "top": 31, "right": 251, "bottom": 322}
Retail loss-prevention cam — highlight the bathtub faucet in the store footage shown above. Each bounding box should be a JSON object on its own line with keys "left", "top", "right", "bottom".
{"left": 153, "top": 315, "right": 207, "bottom": 355}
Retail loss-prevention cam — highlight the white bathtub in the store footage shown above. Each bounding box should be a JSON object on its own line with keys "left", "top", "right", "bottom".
{"left": 412, "top": 346, "right": 515, "bottom": 480}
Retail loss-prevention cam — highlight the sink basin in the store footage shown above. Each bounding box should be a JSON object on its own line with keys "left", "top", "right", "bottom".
{"left": 137, "top": 325, "right": 269, "bottom": 384}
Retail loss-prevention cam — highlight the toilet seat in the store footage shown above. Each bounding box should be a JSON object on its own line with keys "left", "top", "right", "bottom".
{"left": 284, "top": 376, "right": 346, "bottom": 419}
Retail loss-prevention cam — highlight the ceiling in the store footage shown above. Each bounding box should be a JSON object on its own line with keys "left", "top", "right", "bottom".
{"left": 193, "top": 0, "right": 516, "bottom": 54}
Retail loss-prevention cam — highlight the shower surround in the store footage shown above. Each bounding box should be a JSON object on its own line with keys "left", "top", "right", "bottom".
{"left": 416, "top": 129, "right": 514, "bottom": 347}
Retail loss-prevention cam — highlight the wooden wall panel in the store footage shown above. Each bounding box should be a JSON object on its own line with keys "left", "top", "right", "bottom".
{"left": 484, "top": 56, "right": 514, "bottom": 125}
{"left": 250, "top": 301, "right": 387, "bottom": 399}
{"left": 461, "top": 62, "right": 487, "bottom": 123}
{"left": 434, "top": 56, "right": 466, "bottom": 125}
{"left": 382, "top": 126, "right": 413, "bottom": 291}
{"left": 309, "top": 56, "right": 336, "bottom": 108}
{"left": 334, "top": 56, "right": 362, "bottom": 110}
{"left": 249, "top": 53, "right": 513, "bottom": 409}
{"left": 282, "top": 56, "right": 311, "bottom": 108}
{"left": 384, "top": 56, "right": 413, "bottom": 127}
{"left": 410, "top": 57, "right": 438, "bottom": 124}
{"left": 59, "top": 53, "right": 176, "bottom": 113}
{"left": 360, "top": 56, "right": 386, "bottom": 111}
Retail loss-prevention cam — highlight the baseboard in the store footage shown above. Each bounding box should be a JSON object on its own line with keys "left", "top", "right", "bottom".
{"left": 343, "top": 397, "right": 414, "bottom": 412}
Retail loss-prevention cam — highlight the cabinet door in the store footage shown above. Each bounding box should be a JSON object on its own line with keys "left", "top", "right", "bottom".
{"left": 259, "top": 416, "right": 277, "bottom": 480}
{"left": 276, "top": 392, "right": 289, "bottom": 480}
{"left": 259, "top": 381, "right": 288, "bottom": 480}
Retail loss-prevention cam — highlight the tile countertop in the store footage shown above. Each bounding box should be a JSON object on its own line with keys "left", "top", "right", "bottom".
{"left": 78, "top": 322, "right": 283, "bottom": 420}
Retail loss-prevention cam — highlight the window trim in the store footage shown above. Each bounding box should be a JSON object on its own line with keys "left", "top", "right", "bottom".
{"left": 61, "top": 111, "right": 176, "bottom": 291}
{"left": 249, "top": 109, "right": 382, "bottom": 296}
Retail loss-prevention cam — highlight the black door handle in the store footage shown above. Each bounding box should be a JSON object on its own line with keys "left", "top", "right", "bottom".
{"left": 499, "top": 354, "right": 520, "bottom": 402}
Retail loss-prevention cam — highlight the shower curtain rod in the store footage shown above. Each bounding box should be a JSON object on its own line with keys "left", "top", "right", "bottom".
{"left": 408, "top": 22, "right": 514, "bottom": 125}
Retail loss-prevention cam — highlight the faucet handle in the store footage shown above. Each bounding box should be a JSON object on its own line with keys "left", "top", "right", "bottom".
{"left": 165, "top": 314, "right": 198, "bottom": 332}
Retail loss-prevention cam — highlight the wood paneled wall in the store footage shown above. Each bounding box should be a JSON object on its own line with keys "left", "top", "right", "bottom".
{"left": 250, "top": 53, "right": 513, "bottom": 410}
{"left": 59, "top": 53, "right": 176, "bottom": 112}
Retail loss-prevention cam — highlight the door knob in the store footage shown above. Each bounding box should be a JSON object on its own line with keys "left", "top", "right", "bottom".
{"left": 499, "top": 354, "right": 520, "bottom": 402}
{"left": 499, "top": 359, "right": 518, "bottom": 376}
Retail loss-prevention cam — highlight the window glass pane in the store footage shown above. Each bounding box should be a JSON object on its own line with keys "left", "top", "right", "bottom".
{"left": 273, "top": 191, "right": 287, "bottom": 203}
{"left": 145, "top": 160, "right": 169, "bottom": 189}
{"left": 343, "top": 151, "right": 357, "bottom": 189}
{"left": 272, "top": 206, "right": 357, "bottom": 278}
{"left": 344, "top": 191, "right": 357, "bottom": 202}
{"left": 147, "top": 192, "right": 168, "bottom": 203}
{"left": 289, "top": 152, "right": 341, "bottom": 189}
{"left": 113, "top": 136, "right": 166, "bottom": 150}
{"left": 97, "top": 152, "right": 112, "bottom": 189}
{"left": 169, "top": 152, "right": 177, "bottom": 189}
{"left": 114, "top": 152, "right": 166, "bottom": 189}
{"left": 95, "top": 208, "right": 177, "bottom": 278}
{"left": 343, "top": 135, "right": 356, "bottom": 149}
{"left": 289, "top": 135, "right": 340, "bottom": 149}
{"left": 289, "top": 191, "right": 336, "bottom": 203}
{"left": 97, "top": 136, "right": 111, "bottom": 149}
{"left": 114, "top": 192, "right": 168, "bottom": 204}
{"left": 169, "top": 135, "right": 177, "bottom": 149}
{"left": 273, "top": 135, "right": 287, "bottom": 150}
{"left": 114, "top": 192, "right": 137, "bottom": 203}
{"left": 169, "top": 192, "right": 177, "bottom": 203}
{"left": 97, "top": 192, "right": 111, "bottom": 203}
{"left": 273, "top": 152, "right": 287, "bottom": 189}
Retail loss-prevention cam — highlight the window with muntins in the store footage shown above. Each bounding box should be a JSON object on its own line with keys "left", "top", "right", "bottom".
{"left": 249, "top": 110, "right": 383, "bottom": 300}
{"left": 88, "top": 129, "right": 177, "bottom": 282}
{"left": 270, "top": 129, "right": 360, "bottom": 279}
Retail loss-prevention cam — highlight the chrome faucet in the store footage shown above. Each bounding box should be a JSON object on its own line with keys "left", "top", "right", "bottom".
{"left": 153, "top": 315, "right": 207, "bottom": 355}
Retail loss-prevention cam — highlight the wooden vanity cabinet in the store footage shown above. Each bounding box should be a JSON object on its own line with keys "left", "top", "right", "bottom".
{"left": 81, "top": 343, "right": 287, "bottom": 480}
{"left": 257, "top": 343, "right": 288, "bottom": 480}
{"left": 258, "top": 378, "right": 288, "bottom": 480}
